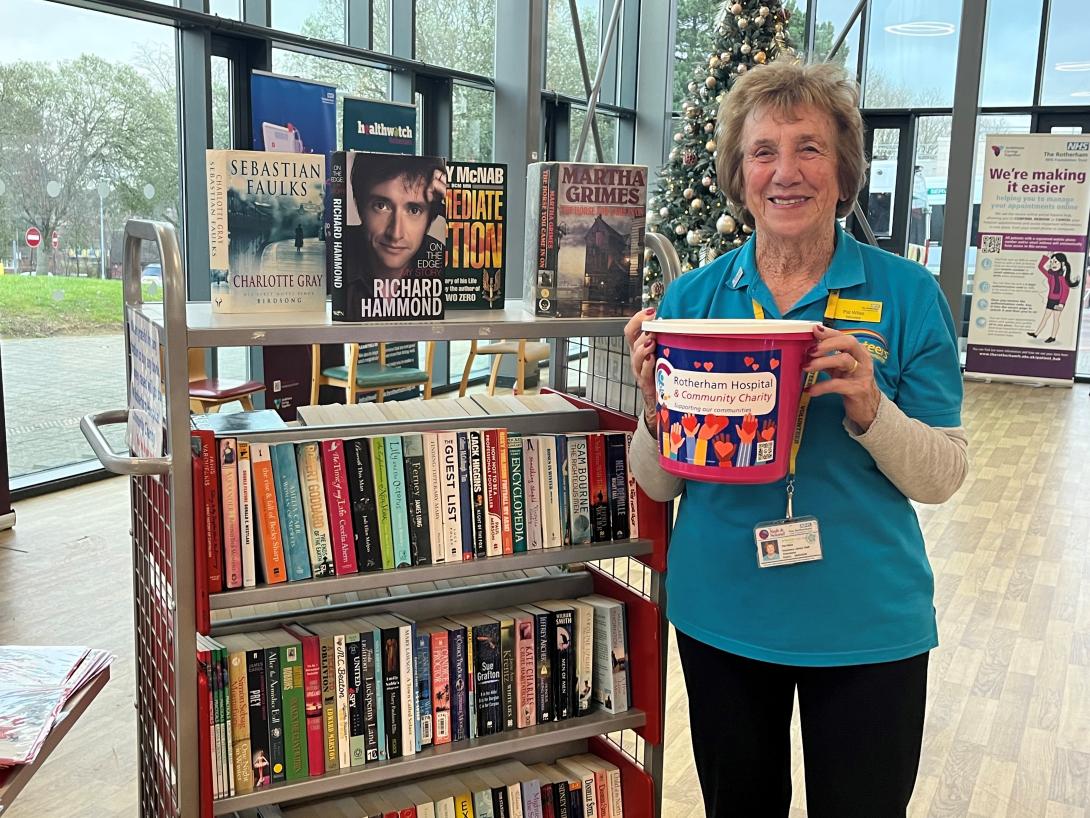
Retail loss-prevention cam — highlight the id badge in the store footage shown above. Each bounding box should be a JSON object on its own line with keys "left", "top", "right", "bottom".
{"left": 754, "top": 516, "right": 823, "bottom": 567}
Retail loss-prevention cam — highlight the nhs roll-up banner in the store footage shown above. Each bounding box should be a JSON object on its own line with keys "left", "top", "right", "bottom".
{"left": 342, "top": 96, "right": 416, "bottom": 154}
{"left": 249, "top": 71, "right": 337, "bottom": 420}
{"left": 965, "top": 134, "right": 1090, "bottom": 385}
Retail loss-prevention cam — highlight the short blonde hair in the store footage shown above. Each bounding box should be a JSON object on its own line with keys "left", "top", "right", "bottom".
{"left": 715, "top": 61, "right": 866, "bottom": 228}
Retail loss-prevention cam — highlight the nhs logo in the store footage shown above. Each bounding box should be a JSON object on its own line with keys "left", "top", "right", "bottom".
{"left": 1066, "top": 140, "right": 1090, "bottom": 151}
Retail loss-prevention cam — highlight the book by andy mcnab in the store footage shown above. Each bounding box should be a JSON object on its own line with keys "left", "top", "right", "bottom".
{"left": 444, "top": 161, "right": 507, "bottom": 310}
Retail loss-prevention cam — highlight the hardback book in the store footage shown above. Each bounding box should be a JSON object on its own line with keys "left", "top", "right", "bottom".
{"left": 344, "top": 438, "right": 383, "bottom": 572}
{"left": 534, "top": 601, "right": 575, "bottom": 721}
{"left": 370, "top": 437, "right": 396, "bottom": 571}
{"left": 212, "top": 635, "right": 253, "bottom": 795}
{"left": 219, "top": 438, "right": 243, "bottom": 589}
{"left": 586, "top": 434, "right": 612, "bottom": 543}
{"left": 418, "top": 621, "right": 451, "bottom": 746}
{"left": 456, "top": 432, "right": 476, "bottom": 561}
{"left": 271, "top": 442, "right": 313, "bottom": 582}
{"left": 517, "top": 604, "right": 553, "bottom": 724}
{"left": 192, "top": 430, "right": 223, "bottom": 592}
{"left": 523, "top": 436, "right": 544, "bottom": 552}
{"left": 604, "top": 434, "right": 630, "bottom": 541}
{"left": 436, "top": 431, "right": 462, "bottom": 564}
{"left": 401, "top": 434, "right": 433, "bottom": 566}
{"left": 564, "top": 435, "right": 592, "bottom": 546}
{"left": 329, "top": 150, "right": 449, "bottom": 322}
{"left": 280, "top": 624, "right": 325, "bottom": 777}
{"left": 422, "top": 432, "right": 447, "bottom": 564}
{"left": 206, "top": 149, "right": 326, "bottom": 314}
{"left": 507, "top": 433, "right": 528, "bottom": 553}
{"left": 320, "top": 439, "right": 359, "bottom": 575}
{"left": 444, "top": 161, "right": 507, "bottom": 310}
{"left": 468, "top": 430, "right": 488, "bottom": 558}
{"left": 523, "top": 162, "right": 647, "bottom": 318}
{"left": 296, "top": 442, "right": 336, "bottom": 577}
{"left": 383, "top": 435, "right": 413, "bottom": 568}
{"left": 236, "top": 441, "right": 257, "bottom": 588}
{"left": 566, "top": 599, "right": 595, "bottom": 717}
{"left": 249, "top": 443, "right": 288, "bottom": 584}
{"left": 578, "top": 595, "right": 629, "bottom": 714}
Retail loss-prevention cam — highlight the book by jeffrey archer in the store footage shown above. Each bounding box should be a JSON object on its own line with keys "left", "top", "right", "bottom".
{"left": 444, "top": 161, "right": 507, "bottom": 310}
{"left": 524, "top": 161, "right": 647, "bottom": 318}
{"left": 206, "top": 149, "right": 326, "bottom": 314}
{"left": 329, "top": 150, "right": 448, "bottom": 322}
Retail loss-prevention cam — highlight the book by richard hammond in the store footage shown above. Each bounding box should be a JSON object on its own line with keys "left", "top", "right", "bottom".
{"left": 206, "top": 149, "right": 326, "bottom": 314}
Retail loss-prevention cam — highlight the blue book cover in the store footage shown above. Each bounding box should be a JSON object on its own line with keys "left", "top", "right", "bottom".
{"left": 446, "top": 620, "right": 468, "bottom": 743}
{"left": 414, "top": 628, "right": 432, "bottom": 749}
{"left": 456, "top": 432, "right": 474, "bottom": 561}
{"left": 365, "top": 620, "right": 388, "bottom": 762}
{"left": 384, "top": 436, "right": 412, "bottom": 568}
{"left": 271, "top": 443, "right": 312, "bottom": 581}
{"left": 358, "top": 628, "right": 380, "bottom": 764}
{"left": 507, "top": 433, "right": 527, "bottom": 552}
{"left": 553, "top": 435, "right": 572, "bottom": 546}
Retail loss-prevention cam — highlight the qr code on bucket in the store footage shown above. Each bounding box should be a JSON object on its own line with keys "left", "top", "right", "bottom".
{"left": 756, "top": 441, "right": 774, "bottom": 464}
{"left": 981, "top": 235, "right": 1002, "bottom": 253}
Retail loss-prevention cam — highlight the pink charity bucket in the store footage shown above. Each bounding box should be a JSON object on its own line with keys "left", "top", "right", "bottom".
{"left": 643, "top": 318, "right": 817, "bottom": 484}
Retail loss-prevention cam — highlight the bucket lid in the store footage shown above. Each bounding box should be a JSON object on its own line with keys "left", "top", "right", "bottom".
{"left": 643, "top": 318, "right": 817, "bottom": 335}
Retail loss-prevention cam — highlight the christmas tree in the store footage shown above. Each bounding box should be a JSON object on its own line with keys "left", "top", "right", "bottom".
{"left": 645, "top": 1, "right": 796, "bottom": 303}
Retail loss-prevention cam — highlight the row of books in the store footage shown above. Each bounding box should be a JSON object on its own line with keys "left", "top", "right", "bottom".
{"left": 278, "top": 755, "right": 625, "bottom": 818}
{"left": 191, "top": 426, "right": 641, "bottom": 592}
{"left": 200, "top": 596, "right": 629, "bottom": 799}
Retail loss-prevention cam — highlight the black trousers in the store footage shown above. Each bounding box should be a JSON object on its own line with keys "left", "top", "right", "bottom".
{"left": 676, "top": 629, "right": 928, "bottom": 818}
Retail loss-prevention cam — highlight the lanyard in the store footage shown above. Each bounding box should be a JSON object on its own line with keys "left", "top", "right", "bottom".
{"left": 752, "top": 290, "right": 840, "bottom": 518}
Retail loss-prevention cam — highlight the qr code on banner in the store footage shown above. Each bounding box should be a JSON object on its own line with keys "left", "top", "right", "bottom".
{"left": 757, "top": 441, "right": 774, "bottom": 464}
{"left": 981, "top": 235, "right": 1002, "bottom": 253}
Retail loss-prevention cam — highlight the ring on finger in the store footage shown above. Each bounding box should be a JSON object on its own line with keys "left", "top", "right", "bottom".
{"left": 847, "top": 356, "right": 859, "bottom": 374}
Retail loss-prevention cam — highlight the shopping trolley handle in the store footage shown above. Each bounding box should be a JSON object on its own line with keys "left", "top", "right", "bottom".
{"left": 80, "top": 409, "right": 172, "bottom": 476}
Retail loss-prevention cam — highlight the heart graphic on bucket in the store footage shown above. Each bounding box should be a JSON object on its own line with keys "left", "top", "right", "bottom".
{"left": 644, "top": 318, "right": 816, "bottom": 484}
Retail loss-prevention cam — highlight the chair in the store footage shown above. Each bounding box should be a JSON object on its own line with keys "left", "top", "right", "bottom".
{"left": 187, "top": 348, "right": 266, "bottom": 413}
{"left": 311, "top": 341, "right": 435, "bottom": 404}
{"left": 458, "top": 339, "right": 551, "bottom": 397}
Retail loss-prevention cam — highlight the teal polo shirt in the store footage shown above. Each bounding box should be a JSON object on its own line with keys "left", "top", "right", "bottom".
{"left": 657, "top": 223, "right": 962, "bottom": 666}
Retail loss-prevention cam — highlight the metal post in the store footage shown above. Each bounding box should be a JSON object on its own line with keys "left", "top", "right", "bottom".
{"left": 98, "top": 187, "right": 107, "bottom": 279}
{"left": 567, "top": 0, "right": 604, "bottom": 161}
{"left": 574, "top": 0, "right": 624, "bottom": 161}
{"left": 821, "top": 0, "right": 867, "bottom": 64}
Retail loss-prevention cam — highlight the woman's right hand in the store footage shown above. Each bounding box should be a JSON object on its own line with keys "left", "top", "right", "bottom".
{"left": 624, "top": 307, "right": 659, "bottom": 429}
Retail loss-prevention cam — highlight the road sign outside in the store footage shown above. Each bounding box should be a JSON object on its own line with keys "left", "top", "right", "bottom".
{"left": 25, "top": 227, "right": 42, "bottom": 248}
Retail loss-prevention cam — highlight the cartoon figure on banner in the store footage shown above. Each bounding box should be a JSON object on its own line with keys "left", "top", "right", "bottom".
{"left": 1028, "top": 252, "right": 1081, "bottom": 343}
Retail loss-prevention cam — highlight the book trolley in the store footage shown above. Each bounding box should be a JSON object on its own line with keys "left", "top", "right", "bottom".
{"left": 82, "top": 220, "right": 675, "bottom": 817}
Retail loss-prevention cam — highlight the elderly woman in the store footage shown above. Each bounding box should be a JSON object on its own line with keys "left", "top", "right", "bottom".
{"left": 625, "top": 61, "right": 967, "bottom": 816}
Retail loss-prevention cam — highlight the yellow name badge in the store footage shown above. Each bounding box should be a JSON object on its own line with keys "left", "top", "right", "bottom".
{"left": 834, "top": 298, "right": 883, "bottom": 323}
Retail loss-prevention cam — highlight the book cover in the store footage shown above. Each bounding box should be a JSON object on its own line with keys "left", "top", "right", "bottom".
{"left": 245, "top": 646, "right": 272, "bottom": 787}
{"left": 519, "top": 604, "right": 553, "bottom": 724}
{"left": 456, "top": 431, "right": 475, "bottom": 561}
{"left": 344, "top": 438, "right": 383, "bottom": 572}
{"left": 564, "top": 435, "right": 592, "bottom": 546}
{"left": 444, "top": 161, "right": 507, "bottom": 310}
{"left": 507, "top": 433, "right": 527, "bottom": 552}
{"left": 356, "top": 622, "right": 381, "bottom": 763}
{"left": 523, "top": 162, "right": 647, "bottom": 318}
{"left": 413, "top": 629, "right": 433, "bottom": 749}
{"left": 280, "top": 641, "right": 307, "bottom": 781}
{"left": 422, "top": 432, "right": 447, "bottom": 564}
{"left": 329, "top": 150, "right": 448, "bottom": 322}
{"left": 497, "top": 429, "right": 514, "bottom": 555}
{"left": 321, "top": 439, "right": 359, "bottom": 575}
{"left": 510, "top": 608, "right": 537, "bottom": 728}
{"left": 262, "top": 642, "right": 286, "bottom": 784}
{"left": 346, "top": 631, "right": 366, "bottom": 766}
{"left": 604, "top": 434, "right": 630, "bottom": 541}
{"left": 236, "top": 441, "right": 257, "bottom": 588}
{"left": 437, "top": 431, "right": 462, "bottom": 564}
{"left": 535, "top": 601, "right": 574, "bottom": 720}
{"left": 624, "top": 431, "right": 639, "bottom": 539}
{"left": 467, "top": 430, "right": 488, "bottom": 559}
{"left": 270, "top": 442, "right": 314, "bottom": 582}
{"left": 442, "top": 618, "right": 469, "bottom": 743}
{"left": 420, "top": 623, "right": 451, "bottom": 746}
{"left": 310, "top": 629, "right": 339, "bottom": 771}
{"left": 586, "top": 434, "right": 612, "bottom": 543}
{"left": 215, "top": 637, "right": 253, "bottom": 795}
{"left": 374, "top": 616, "right": 404, "bottom": 759}
{"left": 370, "top": 437, "right": 396, "bottom": 570}
{"left": 206, "top": 149, "right": 326, "bottom": 313}
{"left": 401, "top": 434, "right": 433, "bottom": 566}
{"left": 280, "top": 624, "right": 325, "bottom": 777}
{"left": 453, "top": 615, "right": 501, "bottom": 737}
{"left": 538, "top": 437, "right": 562, "bottom": 550}
{"left": 250, "top": 443, "right": 287, "bottom": 584}
{"left": 553, "top": 436, "right": 572, "bottom": 547}
{"left": 523, "top": 436, "right": 544, "bottom": 552}
{"left": 579, "top": 595, "right": 629, "bottom": 714}
{"left": 193, "top": 430, "right": 223, "bottom": 593}
{"left": 190, "top": 408, "right": 287, "bottom": 435}
{"left": 295, "top": 441, "right": 336, "bottom": 577}
{"left": 219, "top": 438, "right": 243, "bottom": 589}
{"left": 567, "top": 600, "right": 595, "bottom": 716}
{"left": 393, "top": 616, "right": 418, "bottom": 757}
{"left": 484, "top": 610, "right": 517, "bottom": 731}
{"left": 384, "top": 435, "right": 413, "bottom": 568}
{"left": 482, "top": 429, "right": 504, "bottom": 558}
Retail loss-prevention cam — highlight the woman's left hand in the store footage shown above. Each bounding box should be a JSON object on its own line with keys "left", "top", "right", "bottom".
{"left": 804, "top": 324, "right": 882, "bottom": 432}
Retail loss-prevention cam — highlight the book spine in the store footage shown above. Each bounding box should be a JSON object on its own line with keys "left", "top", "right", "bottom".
{"left": 207, "top": 150, "right": 228, "bottom": 270}
{"left": 468, "top": 430, "right": 487, "bottom": 558}
{"left": 541, "top": 783, "right": 556, "bottom": 818}
{"left": 555, "top": 779, "right": 571, "bottom": 818}
{"left": 508, "top": 783, "right": 524, "bottom": 818}
{"left": 219, "top": 438, "right": 243, "bottom": 589}
{"left": 465, "top": 619, "right": 477, "bottom": 740}
{"left": 297, "top": 442, "right": 336, "bottom": 577}
{"left": 321, "top": 439, "right": 358, "bottom": 574}
{"left": 474, "top": 789, "right": 496, "bottom": 818}
{"left": 587, "top": 434, "right": 612, "bottom": 542}
{"left": 264, "top": 646, "right": 285, "bottom": 783}
{"left": 530, "top": 163, "right": 560, "bottom": 317}
{"left": 222, "top": 647, "right": 233, "bottom": 796}
{"left": 554, "top": 436, "right": 571, "bottom": 546}
{"left": 552, "top": 609, "right": 575, "bottom": 720}
{"left": 606, "top": 767, "right": 623, "bottom": 818}
{"left": 196, "top": 430, "right": 223, "bottom": 592}
{"left": 422, "top": 432, "right": 446, "bottom": 564}
{"left": 346, "top": 635, "right": 365, "bottom": 767}
{"left": 280, "top": 643, "right": 306, "bottom": 781}
{"left": 317, "top": 635, "right": 339, "bottom": 772}
{"left": 492, "top": 786, "right": 509, "bottom": 818}
{"left": 474, "top": 633, "right": 502, "bottom": 736}
{"left": 437, "top": 432, "right": 462, "bottom": 563}
{"left": 531, "top": 610, "right": 553, "bottom": 723}
{"left": 456, "top": 795, "right": 476, "bottom": 818}
{"left": 333, "top": 634, "right": 350, "bottom": 768}
{"left": 611, "top": 604, "right": 630, "bottom": 712}
{"left": 371, "top": 438, "right": 396, "bottom": 570}
{"left": 384, "top": 436, "right": 413, "bottom": 568}
{"left": 414, "top": 630, "right": 433, "bottom": 748}
{"left": 456, "top": 432, "right": 475, "bottom": 561}
{"left": 371, "top": 626, "right": 388, "bottom": 762}
{"left": 358, "top": 629, "right": 380, "bottom": 763}
{"left": 573, "top": 604, "right": 594, "bottom": 716}
{"left": 270, "top": 443, "right": 312, "bottom": 581}
{"left": 539, "top": 437, "right": 562, "bottom": 549}
{"left": 448, "top": 624, "right": 468, "bottom": 743}
{"left": 286, "top": 628, "right": 325, "bottom": 776}
{"left": 567, "top": 781, "right": 584, "bottom": 818}
{"left": 380, "top": 626, "right": 403, "bottom": 758}
{"left": 605, "top": 434, "right": 630, "bottom": 540}
{"left": 624, "top": 431, "right": 639, "bottom": 539}
{"left": 483, "top": 429, "right": 503, "bottom": 557}
{"left": 225, "top": 648, "right": 253, "bottom": 794}
{"left": 207, "top": 644, "right": 221, "bottom": 798}
{"left": 401, "top": 434, "right": 432, "bottom": 566}
{"left": 592, "top": 770, "right": 609, "bottom": 818}
{"left": 430, "top": 629, "right": 451, "bottom": 746}
{"left": 237, "top": 442, "right": 257, "bottom": 588}
{"left": 345, "top": 439, "right": 383, "bottom": 572}
{"left": 497, "top": 429, "right": 514, "bottom": 554}
{"left": 245, "top": 649, "right": 271, "bottom": 787}
{"left": 507, "top": 433, "right": 527, "bottom": 552}
{"left": 400, "top": 623, "right": 417, "bottom": 756}
{"left": 565, "top": 435, "right": 591, "bottom": 546}
{"left": 329, "top": 150, "right": 348, "bottom": 320}
{"left": 523, "top": 779, "right": 544, "bottom": 818}
{"left": 523, "top": 437, "right": 543, "bottom": 552}
{"left": 515, "top": 614, "right": 536, "bottom": 728}
{"left": 498, "top": 617, "right": 516, "bottom": 731}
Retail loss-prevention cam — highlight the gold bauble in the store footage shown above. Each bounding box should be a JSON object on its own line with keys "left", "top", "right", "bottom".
{"left": 705, "top": 139, "right": 717, "bottom": 152}
{"left": 755, "top": 51, "right": 767, "bottom": 64}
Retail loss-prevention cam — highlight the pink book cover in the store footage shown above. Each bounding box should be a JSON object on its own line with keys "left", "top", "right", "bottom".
{"left": 515, "top": 611, "right": 537, "bottom": 728}
{"left": 219, "top": 439, "right": 243, "bottom": 589}
{"left": 321, "top": 439, "right": 358, "bottom": 575}
{"left": 430, "top": 629, "right": 451, "bottom": 746}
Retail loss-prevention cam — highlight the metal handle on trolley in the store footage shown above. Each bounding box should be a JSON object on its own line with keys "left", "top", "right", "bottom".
{"left": 80, "top": 409, "right": 171, "bottom": 476}
{"left": 644, "top": 232, "right": 683, "bottom": 291}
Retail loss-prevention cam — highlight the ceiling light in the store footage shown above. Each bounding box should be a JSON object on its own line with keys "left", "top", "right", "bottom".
{"left": 1056, "top": 61, "right": 1090, "bottom": 72}
{"left": 884, "top": 21, "right": 955, "bottom": 37}
{"left": 1070, "top": 91, "right": 1090, "bottom": 97}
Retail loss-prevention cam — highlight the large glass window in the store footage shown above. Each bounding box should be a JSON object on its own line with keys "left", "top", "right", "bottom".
{"left": 452, "top": 85, "right": 495, "bottom": 162}
{"left": 570, "top": 108, "right": 619, "bottom": 163}
{"left": 1041, "top": 0, "right": 1090, "bottom": 105}
{"left": 415, "top": 0, "right": 496, "bottom": 77}
{"left": 673, "top": 0, "right": 711, "bottom": 113}
{"left": 208, "top": 0, "right": 240, "bottom": 20}
{"left": 0, "top": 0, "right": 180, "bottom": 480}
{"left": 271, "top": 0, "right": 345, "bottom": 43}
{"left": 980, "top": 0, "right": 1044, "bottom": 107}
{"left": 913, "top": 115, "right": 952, "bottom": 276}
{"left": 863, "top": 0, "right": 961, "bottom": 108}
{"left": 811, "top": 0, "right": 861, "bottom": 70}
{"left": 546, "top": 0, "right": 602, "bottom": 99}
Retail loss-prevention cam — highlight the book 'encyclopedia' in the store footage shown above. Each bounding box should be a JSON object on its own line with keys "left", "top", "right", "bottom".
{"left": 524, "top": 161, "right": 647, "bottom": 318}
{"left": 329, "top": 151, "right": 448, "bottom": 322}
{"left": 443, "top": 161, "right": 507, "bottom": 310}
{"left": 206, "top": 149, "right": 326, "bottom": 314}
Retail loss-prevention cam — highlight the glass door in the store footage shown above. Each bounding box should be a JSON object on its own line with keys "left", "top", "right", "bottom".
{"left": 856, "top": 114, "right": 926, "bottom": 258}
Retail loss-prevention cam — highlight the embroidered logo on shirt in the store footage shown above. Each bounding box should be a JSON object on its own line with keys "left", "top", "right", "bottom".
{"left": 841, "top": 328, "right": 890, "bottom": 364}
